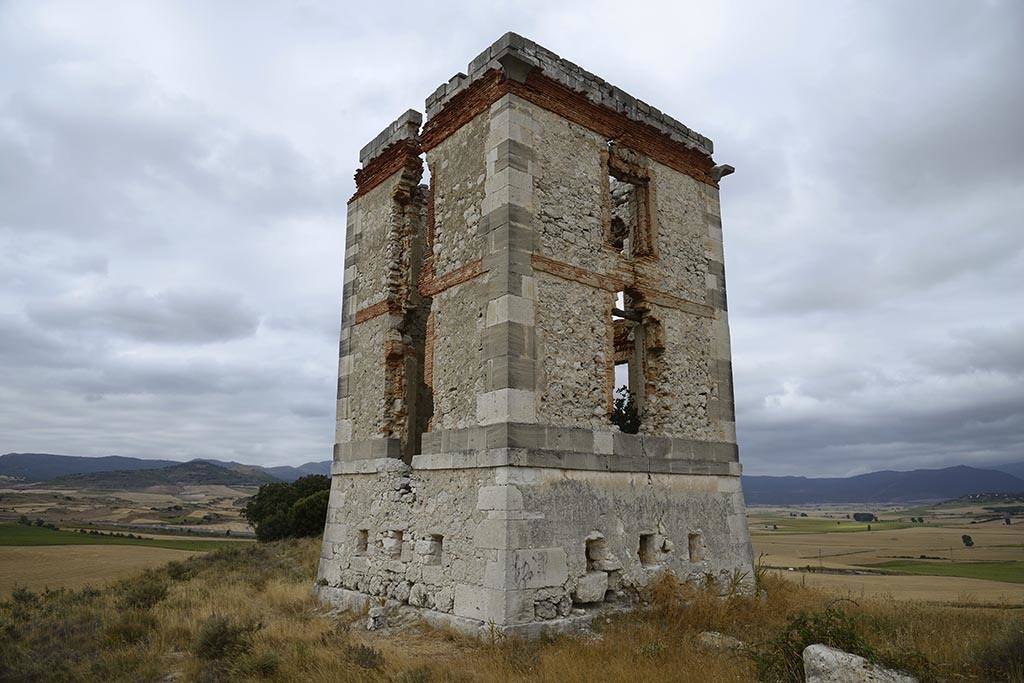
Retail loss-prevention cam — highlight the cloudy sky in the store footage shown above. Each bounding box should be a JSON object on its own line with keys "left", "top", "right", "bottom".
{"left": 1, "top": 1, "right": 1021, "bottom": 476}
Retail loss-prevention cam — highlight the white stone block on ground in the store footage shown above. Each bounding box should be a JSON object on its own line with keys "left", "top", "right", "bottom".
{"left": 803, "top": 644, "right": 917, "bottom": 683}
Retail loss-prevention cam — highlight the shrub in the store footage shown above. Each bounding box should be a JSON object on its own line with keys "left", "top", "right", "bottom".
{"left": 346, "top": 643, "right": 385, "bottom": 670}
{"left": 118, "top": 575, "right": 168, "bottom": 610}
{"left": 166, "top": 560, "right": 195, "bottom": 582}
{"left": 611, "top": 386, "right": 640, "bottom": 434}
{"left": 753, "top": 604, "right": 877, "bottom": 682}
{"left": 193, "top": 615, "right": 261, "bottom": 661}
{"left": 105, "top": 610, "right": 157, "bottom": 645}
{"left": 17, "top": 514, "right": 30, "bottom": 525}
{"left": 239, "top": 650, "right": 281, "bottom": 677}
{"left": 973, "top": 619, "right": 1024, "bottom": 680}
{"left": 393, "top": 666, "right": 433, "bottom": 683}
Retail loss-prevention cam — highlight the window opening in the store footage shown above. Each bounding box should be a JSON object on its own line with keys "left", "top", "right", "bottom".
{"left": 611, "top": 289, "right": 644, "bottom": 433}
{"left": 688, "top": 533, "right": 704, "bottom": 563}
{"left": 606, "top": 146, "right": 653, "bottom": 258}
{"left": 639, "top": 534, "right": 659, "bottom": 567}
{"left": 383, "top": 529, "right": 404, "bottom": 559}
{"left": 356, "top": 529, "right": 369, "bottom": 555}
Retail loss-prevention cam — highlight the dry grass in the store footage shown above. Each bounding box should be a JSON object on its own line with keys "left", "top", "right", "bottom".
{"left": 1, "top": 538, "right": 1022, "bottom": 682}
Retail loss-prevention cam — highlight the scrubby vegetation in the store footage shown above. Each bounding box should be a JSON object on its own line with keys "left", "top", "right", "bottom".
{"left": 0, "top": 537, "right": 1021, "bottom": 681}
{"left": 243, "top": 475, "right": 331, "bottom": 542}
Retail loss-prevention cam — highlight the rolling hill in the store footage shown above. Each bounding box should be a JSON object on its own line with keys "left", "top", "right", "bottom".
{"left": 46, "top": 460, "right": 279, "bottom": 489}
{"left": 264, "top": 460, "right": 331, "bottom": 481}
{"left": 992, "top": 461, "right": 1024, "bottom": 480}
{"left": 0, "top": 453, "right": 179, "bottom": 482}
{"left": 742, "top": 465, "right": 1024, "bottom": 504}
{"left": 0, "top": 452, "right": 331, "bottom": 484}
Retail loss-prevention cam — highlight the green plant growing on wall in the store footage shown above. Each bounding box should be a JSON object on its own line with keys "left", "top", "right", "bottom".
{"left": 611, "top": 386, "right": 640, "bottom": 434}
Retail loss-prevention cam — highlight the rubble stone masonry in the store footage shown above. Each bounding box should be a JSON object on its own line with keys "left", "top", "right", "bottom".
{"left": 319, "top": 33, "right": 752, "bottom": 638}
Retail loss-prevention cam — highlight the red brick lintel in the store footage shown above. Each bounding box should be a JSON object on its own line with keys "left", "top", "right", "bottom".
{"left": 353, "top": 299, "right": 402, "bottom": 325}
{"left": 532, "top": 254, "right": 715, "bottom": 319}
{"left": 418, "top": 259, "right": 486, "bottom": 298}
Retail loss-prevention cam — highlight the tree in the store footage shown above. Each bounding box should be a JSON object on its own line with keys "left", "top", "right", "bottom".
{"left": 961, "top": 534, "right": 974, "bottom": 548}
{"left": 611, "top": 386, "right": 640, "bottom": 434}
{"left": 289, "top": 489, "right": 331, "bottom": 538}
{"left": 244, "top": 476, "right": 331, "bottom": 542}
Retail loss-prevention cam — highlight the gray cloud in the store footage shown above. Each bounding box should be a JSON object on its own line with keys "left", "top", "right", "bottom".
{"left": 0, "top": 1, "right": 1021, "bottom": 473}
{"left": 28, "top": 286, "right": 260, "bottom": 344}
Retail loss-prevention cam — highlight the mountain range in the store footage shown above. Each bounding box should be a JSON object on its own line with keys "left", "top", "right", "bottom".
{"left": 4, "top": 452, "right": 1023, "bottom": 503}
{"left": 742, "top": 464, "right": 1024, "bottom": 504}
{"left": 0, "top": 452, "right": 330, "bottom": 485}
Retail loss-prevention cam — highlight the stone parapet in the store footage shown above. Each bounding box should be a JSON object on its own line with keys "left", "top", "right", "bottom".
{"left": 426, "top": 33, "right": 713, "bottom": 156}
{"left": 359, "top": 109, "right": 423, "bottom": 165}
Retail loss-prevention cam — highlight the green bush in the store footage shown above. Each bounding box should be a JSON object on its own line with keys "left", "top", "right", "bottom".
{"left": 166, "top": 560, "right": 195, "bottom": 582}
{"left": 118, "top": 575, "right": 168, "bottom": 610}
{"left": 753, "top": 604, "right": 877, "bottom": 682}
{"left": 346, "top": 643, "right": 385, "bottom": 670}
{"left": 193, "top": 614, "right": 261, "bottom": 661}
{"left": 611, "top": 386, "right": 640, "bottom": 434}
{"left": 973, "top": 619, "right": 1024, "bottom": 680}
{"left": 105, "top": 610, "right": 157, "bottom": 645}
{"left": 239, "top": 650, "right": 281, "bottom": 677}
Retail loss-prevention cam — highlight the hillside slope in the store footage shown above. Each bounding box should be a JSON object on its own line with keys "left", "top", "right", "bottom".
{"left": 0, "top": 452, "right": 179, "bottom": 482}
{"left": 992, "top": 461, "right": 1024, "bottom": 480}
{"left": 47, "top": 461, "right": 278, "bottom": 489}
{"left": 743, "top": 465, "right": 1024, "bottom": 504}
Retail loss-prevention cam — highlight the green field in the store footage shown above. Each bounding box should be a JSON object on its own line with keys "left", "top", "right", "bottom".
{"left": 0, "top": 523, "right": 244, "bottom": 552}
{"left": 751, "top": 517, "right": 915, "bottom": 534}
{"left": 862, "top": 559, "right": 1024, "bottom": 584}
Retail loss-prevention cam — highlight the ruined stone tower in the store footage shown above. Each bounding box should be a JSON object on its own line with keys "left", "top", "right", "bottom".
{"left": 316, "top": 33, "right": 753, "bottom": 636}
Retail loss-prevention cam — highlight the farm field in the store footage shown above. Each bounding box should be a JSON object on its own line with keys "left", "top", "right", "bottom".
{"left": 0, "top": 483, "right": 257, "bottom": 535}
{"left": 0, "top": 523, "right": 247, "bottom": 551}
{"left": 749, "top": 504, "right": 1024, "bottom": 605}
{"left": 0, "top": 523, "right": 251, "bottom": 595}
{"left": 0, "top": 544, "right": 197, "bottom": 594}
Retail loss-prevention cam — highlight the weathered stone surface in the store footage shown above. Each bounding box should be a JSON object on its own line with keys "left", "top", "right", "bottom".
{"left": 803, "top": 645, "right": 918, "bottom": 683}
{"left": 366, "top": 606, "right": 387, "bottom": 631}
{"left": 573, "top": 571, "right": 609, "bottom": 604}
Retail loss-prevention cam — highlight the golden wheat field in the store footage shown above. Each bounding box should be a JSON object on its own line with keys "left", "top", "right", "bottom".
{"left": 0, "top": 544, "right": 199, "bottom": 594}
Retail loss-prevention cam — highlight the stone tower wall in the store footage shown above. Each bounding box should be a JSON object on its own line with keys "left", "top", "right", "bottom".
{"left": 319, "top": 33, "right": 751, "bottom": 638}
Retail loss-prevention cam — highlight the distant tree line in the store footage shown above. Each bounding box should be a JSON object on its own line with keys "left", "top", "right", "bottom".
{"left": 243, "top": 475, "right": 330, "bottom": 542}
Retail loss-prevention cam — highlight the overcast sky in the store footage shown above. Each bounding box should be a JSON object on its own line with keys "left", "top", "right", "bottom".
{"left": 1, "top": 1, "right": 1021, "bottom": 476}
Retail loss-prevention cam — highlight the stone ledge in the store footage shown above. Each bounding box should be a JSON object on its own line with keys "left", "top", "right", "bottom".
{"left": 331, "top": 457, "right": 411, "bottom": 476}
{"left": 419, "top": 423, "right": 737, "bottom": 462}
{"left": 411, "top": 447, "right": 740, "bottom": 476}
{"left": 333, "top": 437, "right": 403, "bottom": 463}
{"left": 426, "top": 32, "right": 713, "bottom": 156}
